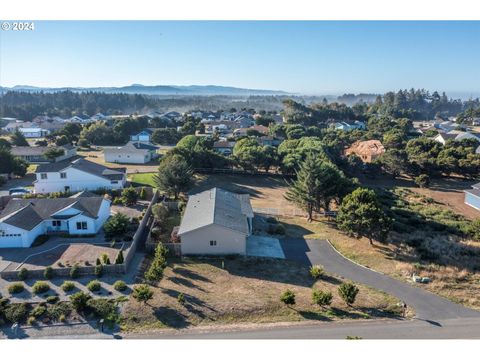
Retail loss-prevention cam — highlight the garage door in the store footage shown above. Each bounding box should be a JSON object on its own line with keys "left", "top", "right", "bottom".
{"left": 0, "top": 235, "right": 24, "bottom": 248}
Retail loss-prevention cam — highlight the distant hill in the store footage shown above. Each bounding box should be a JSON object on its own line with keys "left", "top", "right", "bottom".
{"left": 1, "top": 84, "right": 290, "bottom": 96}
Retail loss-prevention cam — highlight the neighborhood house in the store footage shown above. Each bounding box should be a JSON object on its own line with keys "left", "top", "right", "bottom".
{"left": 0, "top": 191, "right": 111, "bottom": 248}
{"left": 10, "top": 145, "right": 77, "bottom": 164}
{"left": 34, "top": 158, "right": 126, "bottom": 194}
{"left": 464, "top": 182, "right": 480, "bottom": 211}
{"left": 345, "top": 140, "right": 386, "bottom": 163}
{"left": 130, "top": 129, "right": 154, "bottom": 143}
{"left": 178, "top": 187, "right": 254, "bottom": 256}
{"left": 103, "top": 141, "right": 159, "bottom": 164}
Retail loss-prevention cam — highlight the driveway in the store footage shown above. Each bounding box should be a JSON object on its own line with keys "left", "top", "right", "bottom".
{"left": 280, "top": 238, "right": 480, "bottom": 321}
{"left": 246, "top": 235, "right": 285, "bottom": 259}
{"left": 0, "top": 174, "right": 35, "bottom": 196}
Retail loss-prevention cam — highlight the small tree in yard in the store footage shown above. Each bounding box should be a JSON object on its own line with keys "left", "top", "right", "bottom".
{"left": 121, "top": 187, "right": 138, "bottom": 206}
{"left": 115, "top": 250, "right": 124, "bottom": 264}
{"left": 132, "top": 284, "right": 153, "bottom": 305}
{"left": 144, "top": 244, "right": 168, "bottom": 283}
{"left": 312, "top": 289, "right": 333, "bottom": 308}
{"left": 44, "top": 147, "right": 65, "bottom": 161}
{"left": 338, "top": 283, "right": 359, "bottom": 306}
{"left": 139, "top": 187, "right": 147, "bottom": 200}
{"left": 336, "top": 188, "right": 391, "bottom": 246}
{"left": 414, "top": 174, "right": 430, "bottom": 188}
{"left": 70, "top": 291, "right": 91, "bottom": 312}
{"left": 153, "top": 155, "right": 193, "bottom": 199}
{"left": 177, "top": 293, "right": 186, "bottom": 305}
{"left": 309, "top": 265, "right": 324, "bottom": 279}
{"left": 104, "top": 213, "right": 129, "bottom": 237}
{"left": 280, "top": 289, "right": 296, "bottom": 307}
{"left": 95, "top": 264, "right": 104, "bottom": 277}
{"left": 152, "top": 203, "right": 169, "bottom": 225}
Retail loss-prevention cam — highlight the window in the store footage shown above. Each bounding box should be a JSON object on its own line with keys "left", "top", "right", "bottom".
{"left": 209, "top": 240, "right": 217, "bottom": 246}
{"left": 60, "top": 172, "right": 67, "bottom": 179}
{"left": 111, "top": 180, "right": 118, "bottom": 184}
{"left": 52, "top": 220, "right": 61, "bottom": 227}
{"left": 76, "top": 221, "right": 88, "bottom": 230}
{"left": 40, "top": 173, "right": 48, "bottom": 180}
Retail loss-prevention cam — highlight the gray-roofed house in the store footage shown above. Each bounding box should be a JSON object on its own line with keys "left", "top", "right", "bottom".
{"left": 10, "top": 144, "right": 77, "bottom": 164}
{"left": 178, "top": 188, "right": 254, "bottom": 255}
{"left": 465, "top": 182, "right": 480, "bottom": 211}
{"left": 130, "top": 129, "right": 154, "bottom": 143}
{"left": 0, "top": 192, "right": 111, "bottom": 248}
{"left": 103, "top": 141, "right": 159, "bottom": 164}
{"left": 34, "top": 157, "right": 126, "bottom": 194}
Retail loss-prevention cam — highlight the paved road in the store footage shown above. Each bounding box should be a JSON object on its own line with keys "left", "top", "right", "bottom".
{"left": 280, "top": 238, "right": 480, "bottom": 321}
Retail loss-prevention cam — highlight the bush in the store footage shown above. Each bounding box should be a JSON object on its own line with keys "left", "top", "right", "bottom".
{"left": 338, "top": 282, "right": 359, "bottom": 306}
{"left": 70, "top": 264, "right": 80, "bottom": 279}
{"left": 86, "top": 298, "right": 116, "bottom": 319}
{"left": 8, "top": 282, "right": 25, "bottom": 295}
{"left": 414, "top": 174, "right": 430, "bottom": 188}
{"left": 132, "top": 284, "right": 153, "bottom": 304}
{"left": 152, "top": 203, "right": 169, "bottom": 223}
{"left": 139, "top": 187, "right": 147, "bottom": 200}
{"left": 112, "top": 197, "right": 123, "bottom": 205}
{"left": 86, "top": 280, "right": 101, "bottom": 292}
{"left": 177, "top": 293, "right": 186, "bottom": 305}
{"left": 4, "top": 303, "right": 29, "bottom": 323}
{"left": 61, "top": 281, "right": 75, "bottom": 292}
{"left": 104, "top": 213, "right": 130, "bottom": 237}
{"left": 18, "top": 268, "right": 29, "bottom": 281}
{"left": 309, "top": 265, "right": 325, "bottom": 279}
{"left": 144, "top": 244, "right": 168, "bottom": 282}
{"left": 275, "top": 224, "right": 286, "bottom": 235}
{"left": 47, "top": 302, "right": 72, "bottom": 321}
{"left": 46, "top": 295, "right": 59, "bottom": 304}
{"left": 95, "top": 264, "right": 104, "bottom": 278}
{"left": 30, "top": 305, "right": 46, "bottom": 318}
{"left": 113, "top": 280, "right": 127, "bottom": 292}
{"left": 44, "top": 266, "right": 54, "bottom": 280}
{"left": 312, "top": 289, "right": 333, "bottom": 307}
{"left": 70, "top": 291, "right": 91, "bottom": 312}
{"left": 115, "top": 250, "right": 124, "bottom": 264}
{"left": 280, "top": 289, "right": 296, "bottom": 306}
{"left": 266, "top": 216, "right": 278, "bottom": 224}
{"left": 32, "top": 281, "right": 50, "bottom": 294}
{"left": 121, "top": 187, "right": 138, "bottom": 206}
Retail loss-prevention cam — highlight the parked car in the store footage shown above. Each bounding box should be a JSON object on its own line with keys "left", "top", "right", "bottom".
{"left": 8, "top": 187, "right": 32, "bottom": 196}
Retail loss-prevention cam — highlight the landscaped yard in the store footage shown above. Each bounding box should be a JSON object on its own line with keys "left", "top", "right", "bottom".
{"left": 129, "top": 172, "right": 157, "bottom": 188}
{"left": 121, "top": 258, "right": 403, "bottom": 331}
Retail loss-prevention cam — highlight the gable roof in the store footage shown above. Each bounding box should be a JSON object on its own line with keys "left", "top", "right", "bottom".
{"left": 11, "top": 145, "right": 75, "bottom": 157}
{"left": 346, "top": 140, "right": 385, "bottom": 157}
{"left": 178, "top": 188, "right": 252, "bottom": 236}
{"left": 0, "top": 195, "right": 106, "bottom": 230}
{"left": 36, "top": 158, "right": 126, "bottom": 181}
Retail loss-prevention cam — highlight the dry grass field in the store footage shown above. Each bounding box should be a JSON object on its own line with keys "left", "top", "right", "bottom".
{"left": 121, "top": 258, "right": 403, "bottom": 331}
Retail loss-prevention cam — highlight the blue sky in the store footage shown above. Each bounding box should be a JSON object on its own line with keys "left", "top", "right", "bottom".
{"left": 1, "top": 21, "right": 479, "bottom": 96}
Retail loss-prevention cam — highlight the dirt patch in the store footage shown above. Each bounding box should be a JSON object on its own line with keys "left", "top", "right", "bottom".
{"left": 121, "top": 258, "right": 402, "bottom": 331}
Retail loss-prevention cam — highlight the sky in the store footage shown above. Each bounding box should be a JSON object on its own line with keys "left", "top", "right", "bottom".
{"left": 1, "top": 21, "right": 479, "bottom": 96}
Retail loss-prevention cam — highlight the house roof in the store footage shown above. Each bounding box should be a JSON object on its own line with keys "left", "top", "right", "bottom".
{"left": 0, "top": 195, "right": 106, "bottom": 230}
{"left": 36, "top": 158, "right": 126, "bottom": 181}
{"left": 106, "top": 141, "right": 158, "bottom": 153}
{"left": 213, "top": 141, "right": 235, "bottom": 148}
{"left": 465, "top": 188, "right": 480, "bottom": 199}
{"left": 346, "top": 140, "right": 385, "bottom": 157}
{"left": 178, "top": 187, "right": 252, "bottom": 236}
{"left": 10, "top": 145, "right": 74, "bottom": 157}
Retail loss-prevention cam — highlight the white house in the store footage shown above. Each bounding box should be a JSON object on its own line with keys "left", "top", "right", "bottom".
{"left": 178, "top": 188, "right": 254, "bottom": 256}
{"left": 334, "top": 121, "right": 366, "bottom": 131}
{"left": 434, "top": 130, "right": 480, "bottom": 145}
{"left": 104, "top": 141, "right": 159, "bottom": 164}
{"left": 18, "top": 127, "right": 50, "bottom": 138}
{"left": 34, "top": 158, "right": 126, "bottom": 194}
{"left": 465, "top": 182, "right": 480, "bottom": 211}
{"left": 11, "top": 145, "right": 77, "bottom": 164}
{"left": 0, "top": 192, "right": 111, "bottom": 248}
{"left": 130, "top": 129, "right": 154, "bottom": 142}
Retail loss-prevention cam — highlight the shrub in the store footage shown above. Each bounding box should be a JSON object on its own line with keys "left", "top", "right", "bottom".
{"left": 309, "top": 265, "right": 325, "bottom": 279}
{"left": 70, "top": 264, "right": 80, "bottom": 278}
{"left": 121, "top": 187, "right": 138, "bottom": 206}
{"left": 104, "top": 213, "right": 130, "bottom": 237}
{"left": 414, "top": 174, "right": 430, "bottom": 188}
{"left": 312, "top": 289, "right": 333, "bottom": 308}
{"left": 32, "top": 281, "right": 50, "bottom": 294}
{"left": 46, "top": 295, "right": 59, "bottom": 304}
{"left": 8, "top": 283, "right": 25, "bottom": 295}
{"left": 70, "top": 291, "right": 91, "bottom": 312}
{"left": 47, "top": 302, "right": 72, "bottom": 321}
{"left": 61, "top": 281, "right": 75, "bottom": 292}
{"left": 280, "top": 289, "right": 296, "bottom": 306}
{"left": 152, "top": 203, "right": 169, "bottom": 223}
{"left": 139, "top": 187, "right": 147, "bottom": 200}
{"left": 96, "top": 258, "right": 101, "bottom": 266}
{"left": 132, "top": 284, "right": 153, "bottom": 304}
{"left": 144, "top": 244, "right": 168, "bottom": 282}
{"left": 266, "top": 216, "right": 278, "bottom": 224}
{"left": 338, "top": 282, "right": 359, "bottom": 306}
{"left": 18, "top": 268, "right": 29, "bottom": 281}
{"left": 4, "top": 303, "right": 29, "bottom": 323}
{"left": 95, "top": 264, "right": 104, "bottom": 278}
{"left": 86, "top": 280, "right": 101, "bottom": 292}
{"left": 275, "top": 224, "right": 286, "bottom": 235}
{"left": 115, "top": 250, "right": 124, "bottom": 264}
{"left": 113, "top": 280, "right": 127, "bottom": 292}
{"left": 44, "top": 266, "right": 54, "bottom": 279}
{"left": 112, "top": 197, "right": 123, "bottom": 205}
{"left": 86, "top": 298, "right": 116, "bottom": 319}
{"left": 30, "top": 305, "right": 46, "bottom": 318}
{"left": 177, "top": 293, "right": 186, "bottom": 305}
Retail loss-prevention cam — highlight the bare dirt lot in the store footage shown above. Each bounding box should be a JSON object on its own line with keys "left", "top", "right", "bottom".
{"left": 121, "top": 258, "right": 402, "bottom": 331}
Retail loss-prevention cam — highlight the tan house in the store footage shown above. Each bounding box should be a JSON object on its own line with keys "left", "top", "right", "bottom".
{"left": 345, "top": 140, "right": 385, "bottom": 163}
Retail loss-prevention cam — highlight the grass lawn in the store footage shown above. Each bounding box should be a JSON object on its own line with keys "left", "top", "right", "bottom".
{"left": 129, "top": 172, "right": 156, "bottom": 187}
{"left": 121, "top": 258, "right": 403, "bottom": 332}
{"left": 279, "top": 213, "right": 480, "bottom": 311}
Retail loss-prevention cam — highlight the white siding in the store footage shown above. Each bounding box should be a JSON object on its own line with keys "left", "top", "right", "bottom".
{"left": 0, "top": 222, "right": 45, "bottom": 248}
{"left": 34, "top": 167, "right": 124, "bottom": 193}
{"left": 93, "top": 199, "right": 111, "bottom": 232}
{"left": 180, "top": 224, "right": 247, "bottom": 255}
{"left": 67, "top": 214, "right": 96, "bottom": 235}
{"left": 465, "top": 193, "right": 480, "bottom": 211}
{"left": 104, "top": 149, "right": 151, "bottom": 164}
